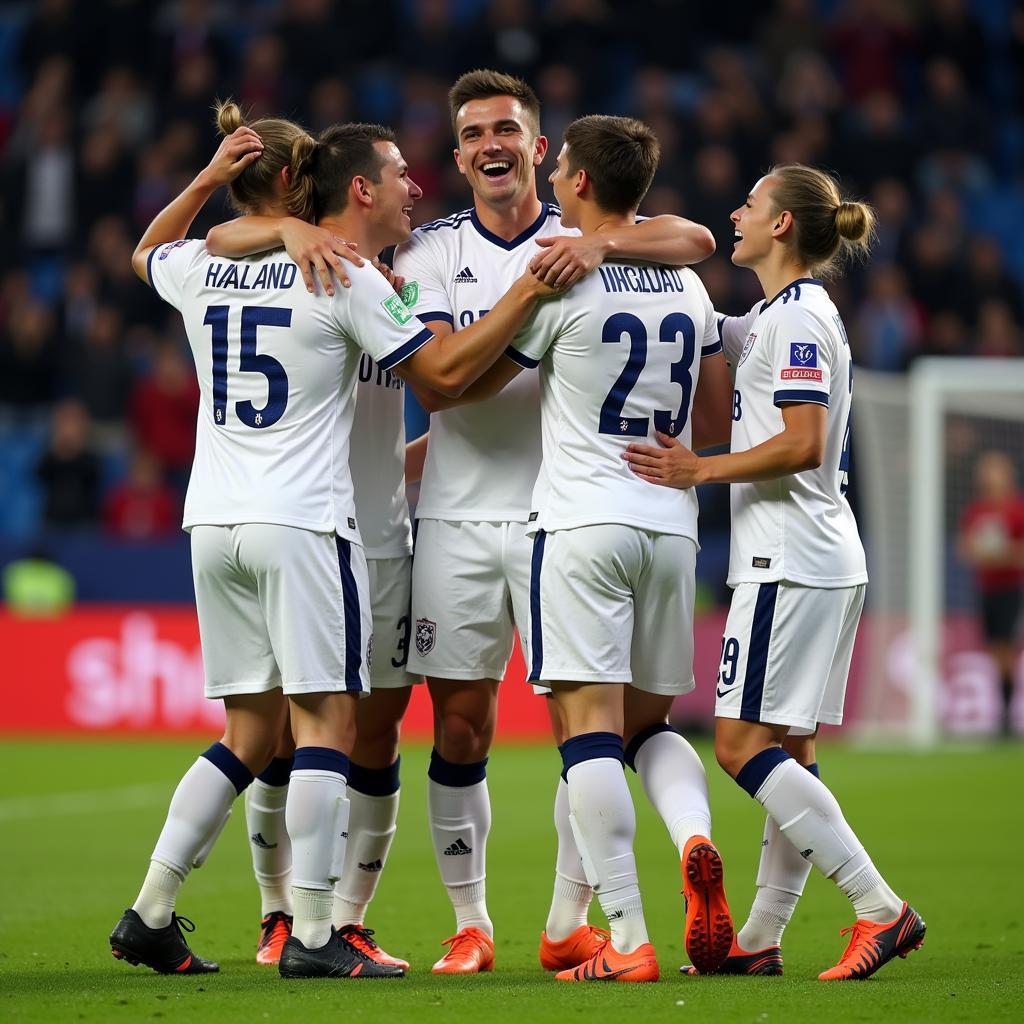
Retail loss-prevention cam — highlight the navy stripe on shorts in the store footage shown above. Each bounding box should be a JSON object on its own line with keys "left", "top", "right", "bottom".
{"left": 529, "top": 531, "right": 547, "bottom": 681}
{"left": 740, "top": 582, "right": 779, "bottom": 722}
{"left": 335, "top": 537, "right": 364, "bottom": 692}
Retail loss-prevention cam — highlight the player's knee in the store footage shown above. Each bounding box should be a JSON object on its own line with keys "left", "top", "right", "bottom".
{"left": 713, "top": 734, "right": 746, "bottom": 778}
{"left": 436, "top": 710, "right": 493, "bottom": 762}
{"left": 352, "top": 722, "right": 402, "bottom": 768}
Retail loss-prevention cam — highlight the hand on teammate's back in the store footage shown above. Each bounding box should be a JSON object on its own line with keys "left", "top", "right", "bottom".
{"left": 529, "top": 233, "right": 608, "bottom": 290}
{"left": 371, "top": 257, "right": 405, "bottom": 296}
{"left": 622, "top": 432, "right": 701, "bottom": 490}
{"left": 278, "top": 219, "right": 365, "bottom": 295}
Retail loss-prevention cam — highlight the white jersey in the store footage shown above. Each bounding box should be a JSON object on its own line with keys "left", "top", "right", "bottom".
{"left": 147, "top": 240, "right": 431, "bottom": 540}
{"left": 508, "top": 260, "right": 722, "bottom": 539}
{"left": 719, "top": 277, "right": 867, "bottom": 588}
{"left": 350, "top": 357, "right": 412, "bottom": 559}
{"left": 393, "top": 203, "right": 573, "bottom": 522}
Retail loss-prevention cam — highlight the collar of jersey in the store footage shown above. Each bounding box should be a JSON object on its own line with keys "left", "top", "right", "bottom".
{"left": 760, "top": 276, "right": 824, "bottom": 313}
{"left": 470, "top": 202, "right": 553, "bottom": 250}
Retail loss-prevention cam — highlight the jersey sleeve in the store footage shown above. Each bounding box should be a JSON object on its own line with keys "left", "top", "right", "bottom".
{"left": 716, "top": 304, "right": 760, "bottom": 364}
{"left": 146, "top": 239, "right": 206, "bottom": 311}
{"left": 692, "top": 274, "right": 723, "bottom": 358}
{"left": 506, "top": 296, "right": 563, "bottom": 368}
{"left": 764, "top": 306, "right": 833, "bottom": 407}
{"left": 392, "top": 231, "right": 453, "bottom": 327}
{"left": 332, "top": 262, "right": 433, "bottom": 370}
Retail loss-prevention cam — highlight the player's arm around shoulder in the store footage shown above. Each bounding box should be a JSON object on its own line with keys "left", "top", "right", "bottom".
{"left": 396, "top": 269, "right": 558, "bottom": 399}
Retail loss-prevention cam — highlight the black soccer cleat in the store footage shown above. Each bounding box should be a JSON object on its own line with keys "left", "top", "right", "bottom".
{"left": 109, "top": 908, "right": 219, "bottom": 974}
{"left": 681, "top": 939, "right": 783, "bottom": 976}
{"left": 278, "top": 927, "right": 405, "bottom": 979}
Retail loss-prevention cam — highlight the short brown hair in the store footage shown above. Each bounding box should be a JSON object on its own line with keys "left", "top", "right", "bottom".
{"left": 767, "top": 164, "right": 876, "bottom": 279}
{"left": 563, "top": 115, "right": 660, "bottom": 214}
{"left": 448, "top": 68, "right": 540, "bottom": 139}
{"left": 295, "top": 123, "right": 396, "bottom": 219}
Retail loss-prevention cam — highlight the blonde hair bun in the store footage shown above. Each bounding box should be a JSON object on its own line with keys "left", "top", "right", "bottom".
{"left": 835, "top": 200, "right": 873, "bottom": 244}
{"left": 214, "top": 99, "right": 243, "bottom": 137}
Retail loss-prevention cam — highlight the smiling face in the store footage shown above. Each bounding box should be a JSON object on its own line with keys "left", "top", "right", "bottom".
{"left": 368, "top": 140, "right": 423, "bottom": 246}
{"left": 453, "top": 94, "right": 546, "bottom": 209}
{"left": 730, "top": 174, "right": 785, "bottom": 268}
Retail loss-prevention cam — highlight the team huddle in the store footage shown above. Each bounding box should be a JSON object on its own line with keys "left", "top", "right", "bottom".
{"left": 108, "top": 69, "right": 925, "bottom": 984}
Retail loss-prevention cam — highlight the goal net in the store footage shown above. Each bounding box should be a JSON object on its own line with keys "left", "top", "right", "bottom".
{"left": 852, "top": 358, "right": 1024, "bottom": 745}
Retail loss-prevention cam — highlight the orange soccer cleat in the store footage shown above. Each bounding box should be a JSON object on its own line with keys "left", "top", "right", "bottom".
{"left": 818, "top": 902, "right": 926, "bottom": 981}
{"left": 681, "top": 836, "right": 734, "bottom": 975}
{"left": 338, "top": 924, "right": 410, "bottom": 971}
{"left": 555, "top": 936, "right": 659, "bottom": 983}
{"left": 256, "top": 911, "right": 293, "bottom": 966}
{"left": 539, "top": 925, "right": 610, "bottom": 971}
{"left": 431, "top": 926, "right": 495, "bottom": 974}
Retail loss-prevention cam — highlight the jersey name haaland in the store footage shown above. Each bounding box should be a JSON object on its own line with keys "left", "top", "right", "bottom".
{"left": 719, "top": 278, "right": 868, "bottom": 588}
{"left": 147, "top": 240, "right": 431, "bottom": 541}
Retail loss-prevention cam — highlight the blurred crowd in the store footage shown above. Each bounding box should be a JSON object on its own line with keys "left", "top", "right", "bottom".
{"left": 1, "top": 0, "right": 1022, "bottom": 541}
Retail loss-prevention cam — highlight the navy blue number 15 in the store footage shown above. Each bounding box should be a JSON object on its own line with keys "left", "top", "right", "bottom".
{"left": 204, "top": 305, "right": 291, "bottom": 428}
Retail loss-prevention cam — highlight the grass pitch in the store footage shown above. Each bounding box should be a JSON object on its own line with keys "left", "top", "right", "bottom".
{"left": 1, "top": 738, "right": 1022, "bottom": 1023}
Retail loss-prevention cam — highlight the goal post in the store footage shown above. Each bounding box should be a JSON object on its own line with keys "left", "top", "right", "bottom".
{"left": 853, "top": 358, "right": 1024, "bottom": 746}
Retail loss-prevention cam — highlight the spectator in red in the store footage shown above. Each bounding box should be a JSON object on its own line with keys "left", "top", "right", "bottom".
{"left": 129, "top": 338, "right": 199, "bottom": 492}
{"left": 958, "top": 450, "right": 1024, "bottom": 736}
{"left": 103, "top": 448, "right": 179, "bottom": 539}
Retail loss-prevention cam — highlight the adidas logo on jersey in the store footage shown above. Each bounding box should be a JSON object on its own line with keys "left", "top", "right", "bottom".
{"left": 443, "top": 838, "right": 472, "bottom": 856}
{"left": 358, "top": 859, "right": 384, "bottom": 873}
{"left": 453, "top": 266, "right": 478, "bottom": 283}
{"left": 250, "top": 832, "right": 277, "bottom": 850}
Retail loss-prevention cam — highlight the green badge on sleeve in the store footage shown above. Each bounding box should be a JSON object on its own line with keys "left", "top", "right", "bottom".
{"left": 381, "top": 292, "right": 413, "bottom": 326}
{"left": 399, "top": 280, "right": 420, "bottom": 308}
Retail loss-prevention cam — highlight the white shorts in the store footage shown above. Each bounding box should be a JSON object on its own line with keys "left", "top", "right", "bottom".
{"left": 714, "top": 582, "right": 865, "bottom": 732}
{"left": 409, "top": 519, "right": 531, "bottom": 681}
{"left": 191, "top": 524, "right": 372, "bottom": 699}
{"left": 367, "top": 555, "right": 416, "bottom": 689}
{"left": 527, "top": 525, "right": 697, "bottom": 696}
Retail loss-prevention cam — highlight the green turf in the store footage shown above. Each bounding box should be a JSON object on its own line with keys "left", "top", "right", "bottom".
{"left": 1, "top": 739, "right": 1022, "bottom": 1023}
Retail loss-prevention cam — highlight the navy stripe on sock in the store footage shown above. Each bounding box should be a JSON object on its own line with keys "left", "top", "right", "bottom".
{"left": 292, "top": 746, "right": 350, "bottom": 778}
{"left": 560, "top": 731, "right": 624, "bottom": 775}
{"left": 529, "top": 531, "right": 547, "bottom": 681}
{"left": 624, "top": 723, "right": 676, "bottom": 772}
{"left": 735, "top": 746, "right": 791, "bottom": 798}
{"left": 740, "top": 582, "right": 779, "bottom": 722}
{"left": 427, "top": 748, "right": 487, "bottom": 787}
{"left": 335, "top": 537, "right": 363, "bottom": 692}
{"left": 806, "top": 761, "right": 820, "bottom": 778}
{"left": 557, "top": 743, "right": 568, "bottom": 782}
{"left": 348, "top": 757, "right": 401, "bottom": 796}
{"left": 202, "top": 741, "right": 254, "bottom": 795}
{"left": 257, "top": 756, "right": 293, "bottom": 787}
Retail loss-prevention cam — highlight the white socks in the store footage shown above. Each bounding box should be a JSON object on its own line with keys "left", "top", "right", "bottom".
{"left": 428, "top": 751, "right": 493, "bottom": 937}
{"left": 244, "top": 779, "right": 292, "bottom": 916}
{"left": 333, "top": 788, "right": 399, "bottom": 927}
{"left": 736, "top": 813, "right": 808, "bottom": 950}
{"left": 564, "top": 747, "right": 648, "bottom": 954}
{"left": 287, "top": 758, "right": 349, "bottom": 949}
{"left": 545, "top": 777, "right": 593, "bottom": 940}
{"left": 753, "top": 756, "right": 903, "bottom": 924}
{"left": 631, "top": 728, "right": 712, "bottom": 856}
{"left": 135, "top": 746, "right": 247, "bottom": 928}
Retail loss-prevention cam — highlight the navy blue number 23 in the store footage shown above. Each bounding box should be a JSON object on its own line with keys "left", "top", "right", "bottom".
{"left": 598, "top": 311, "right": 695, "bottom": 436}
{"left": 204, "top": 305, "right": 291, "bottom": 428}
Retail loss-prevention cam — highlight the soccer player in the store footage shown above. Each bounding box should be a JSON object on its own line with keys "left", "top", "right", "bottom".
{"left": 392, "top": 69, "right": 716, "bottom": 974}
{"left": 623, "top": 165, "right": 926, "bottom": 981}
{"left": 109, "top": 105, "right": 554, "bottom": 980}
{"left": 428, "top": 114, "right": 732, "bottom": 982}
{"left": 206, "top": 174, "right": 421, "bottom": 976}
